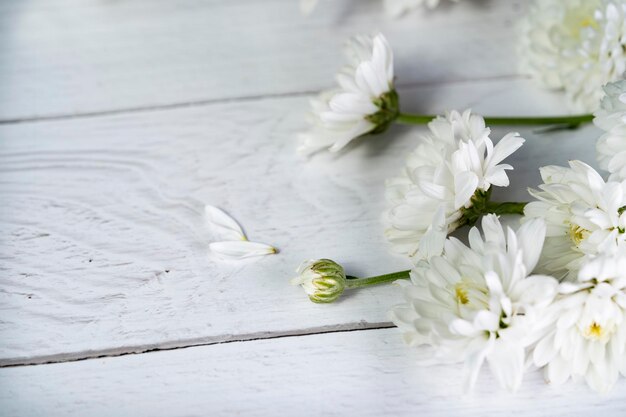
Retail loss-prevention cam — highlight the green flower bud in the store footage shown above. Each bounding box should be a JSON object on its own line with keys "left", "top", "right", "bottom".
{"left": 291, "top": 259, "right": 347, "bottom": 303}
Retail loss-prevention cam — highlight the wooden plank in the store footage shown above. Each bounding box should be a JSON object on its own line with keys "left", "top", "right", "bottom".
{"left": 0, "top": 0, "right": 527, "bottom": 121}
{"left": 0, "top": 77, "right": 601, "bottom": 364}
{"left": 0, "top": 328, "right": 624, "bottom": 417}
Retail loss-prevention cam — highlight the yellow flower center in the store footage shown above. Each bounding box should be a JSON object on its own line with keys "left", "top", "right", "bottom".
{"left": 569, "top": 223, "right": 590, "bottom": 246}
{"left": 451, "top": 279, "right": 489, "bottom": 310}
{"left": 454, "top": 284, "right": 470, "bottom": 305}
{"left": 583, "top": 322, "right": 605, "bottom": 341}
{"left": 563, "top": 5, "right": 599, "bottom": 37}
{"left": 579, "top": 17, "right": 598, "bottom": 29}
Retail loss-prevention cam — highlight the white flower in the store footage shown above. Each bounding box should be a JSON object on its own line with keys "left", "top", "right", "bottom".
{"left": 298, "top": 33, "right": 397, "bottom": 155}
{"left": 594, "top": 80, "right": 626, "bottom": 180}
{"left": 519, "top": 0, "right": 626, "bottom": 112}
{"left": 383, "top": 0, "right": 460, "bottom": 17}
{"left": 390, "top": 215, "right": 558, "bottom": 392}
{"left": 595, "top": 80, "right": 626, "bottom": 131}
{"left": 384, "top": 110, "right": 525, "bottom": 259}
{"left": 533, "top": 250, "right": 626, "bottom": 393}
{"left": 524, "top": 161, "right": 626, "bottom": 278}
{"left": 291, "top": 259, "right": 347, "bottom": 303}
{"left": 205, "top": 205, "right": 277, "bottom": 260}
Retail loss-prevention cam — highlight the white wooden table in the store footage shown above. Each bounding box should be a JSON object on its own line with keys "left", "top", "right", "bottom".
{"left": 0, "top": 1, "right": 624, "bottom": 415}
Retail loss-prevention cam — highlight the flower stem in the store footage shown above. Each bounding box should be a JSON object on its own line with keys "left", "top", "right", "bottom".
{"left": 396, "top": 113, "right": 593, "bottom": 129}
{"left": 340, "top": 204, "right": 526, "bottom": 292}
{"left": 345, "top": 270, "right": 411, "bottom": 289}
{"left": 485, "top": 201, "right": 527, "bottom": 216}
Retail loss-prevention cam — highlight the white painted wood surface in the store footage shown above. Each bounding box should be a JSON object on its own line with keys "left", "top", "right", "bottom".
{"left": 1, "top": 328, "right": 625, "bottom": 417}
{"left": 0, "top": 0, "right": 527, "bottom": 121}
{"left": 0, "top": 0, "right": 621, "bottom": 415}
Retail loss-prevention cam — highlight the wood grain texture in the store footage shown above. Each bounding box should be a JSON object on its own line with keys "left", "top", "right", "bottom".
{"left": 2, "top": 1, "right": 621, "bottom": 414}
{"left": 0, "top": 0, "right": 528, "bottom": 121}
{"left": 1, "top": 328, "right": 624, "bottom": 417}
{"left": 0, "top": 77, "right": 601, "bottom": 365}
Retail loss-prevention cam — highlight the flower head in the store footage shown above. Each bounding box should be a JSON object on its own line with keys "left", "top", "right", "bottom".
{"left": 524, "top": 160, "right": 626, "bottom": 279}
{"left": 291, "top": 259, "right": 347, "bottom": 303}
{"left": 390, "top": 215, "right": 558, "bottom": 392}
{"left": 595, "top": 80, "right": 626, "bottom": 180}
{"left": 533, "top": 250, "right": 626, "bottom": 393}
{"left": 384, "top": 110, "right": 524, "bottom": 259}
{"left": 299, "top": 33, "right": 397, "bottom": 155}
{"left": 519, "top": 0, "right": 626, "bottom": 111}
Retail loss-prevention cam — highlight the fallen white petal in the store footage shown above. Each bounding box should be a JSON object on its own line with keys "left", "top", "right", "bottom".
{"left": 204, "top": 205, "right": 247, "bottom": 241}
{"left": 209, "top": 241, "right": 277, "bottom": 260}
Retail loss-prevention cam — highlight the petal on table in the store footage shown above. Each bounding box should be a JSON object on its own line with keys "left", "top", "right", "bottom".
{"left": 209, "top": 241, "right": 277, "bottom": 260}
{"left": 205, "top": 205, "right": 247, "bottom": 241}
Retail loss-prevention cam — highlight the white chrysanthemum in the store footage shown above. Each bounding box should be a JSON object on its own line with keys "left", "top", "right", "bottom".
{"left": 520, "top": 0, "right": 626, "bottom": 112}
{"left": 384, "top": 110, "right": 525, "bottom": 259}
{"left": 595, "top": 80, "right": 626, "bottom": 180}
{"left": 533, "top": 250, "right": 626, "bottom": 393}
{"left": 299, "top": 33, "right": 396, "bottom": 155}
{"left": 390, "top": 215, "right": 558, "bottom": 392}
{"left": 524, "top": 160, "right": 626, "bottom": 278}
{"left": 383, "top": 0, "right": 460, "bottom": 17}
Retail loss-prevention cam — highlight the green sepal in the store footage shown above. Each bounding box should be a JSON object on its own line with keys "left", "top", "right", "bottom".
{"left": 458, "top": 188, "right": 493, "bottom": 228}
{"left": 365, "top": 89, "right": 399, "bottom": 135}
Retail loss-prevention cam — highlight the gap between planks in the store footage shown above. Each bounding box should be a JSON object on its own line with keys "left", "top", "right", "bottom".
{"left": 0, "top": 74, "right": 526, "bottom": 125}
{"left": 0, "top": 322, "right": 396, "bottom": 368}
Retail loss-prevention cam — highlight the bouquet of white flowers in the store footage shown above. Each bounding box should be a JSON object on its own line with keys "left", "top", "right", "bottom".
{"left": 288, "top": 0, "right": 626, "bottom": 394}
{"left": 240, "top": 0, "right": 626, "bottom": 395}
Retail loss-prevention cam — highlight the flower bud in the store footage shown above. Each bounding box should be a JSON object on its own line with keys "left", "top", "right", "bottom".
{"left": 291, "top": 259, "right": 347, "bottom": 303}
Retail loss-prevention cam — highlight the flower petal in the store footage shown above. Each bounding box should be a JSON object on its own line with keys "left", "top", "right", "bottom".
{"left": 205, "top": 205, "right": 247, "bottom": 241}
{"left": 515, "top": 218, "right": 546, "bottom": 272}
{"left": 209, "top": 241, "right": 277, "bottom": 260}
{"left": 417, "top": 205, "right": 447, "bottom": 260}
{"left": 463, "top": 333, "right": 495, "bottom": 392}
{"left": 454, "top": 171, "right": 479, "bottom": 210}
{"left": 487, "top": 339, "right": 525, "bottom": 392}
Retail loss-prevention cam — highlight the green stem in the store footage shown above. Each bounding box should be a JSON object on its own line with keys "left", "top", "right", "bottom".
{"left": 341, "top": 203, "right": 526, "bottom": 292}
{"left": 345, "top": 270, "right": 411, "bottom": 289}
{"left": 485, "top": 201, "right": 527, "bottom": 216}
{"left": 396, "top": 113, "right": 593, "bottom": 128}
